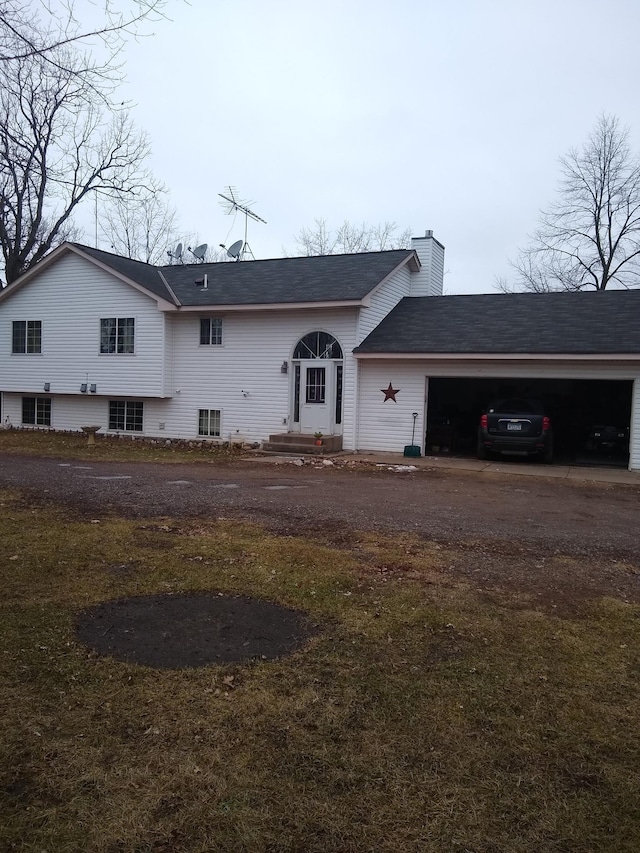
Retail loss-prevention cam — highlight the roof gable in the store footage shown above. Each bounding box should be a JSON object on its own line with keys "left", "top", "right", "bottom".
{"left": 0, "top": 244, "right": 418, "bottom": 310}
{"left": 355, "top": 290, "right": 640, "bottom": 355}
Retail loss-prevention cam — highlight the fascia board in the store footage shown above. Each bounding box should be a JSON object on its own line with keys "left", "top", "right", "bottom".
{"left": 172, "top": 300, "right": 363, "bottom": 312}
{"left": 352, "top": 351, "right": 640, "bottom": 361}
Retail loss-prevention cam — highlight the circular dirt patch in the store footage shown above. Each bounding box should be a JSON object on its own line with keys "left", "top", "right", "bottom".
{"left": 75, "top": 592, "right": 318, "bottom": 668}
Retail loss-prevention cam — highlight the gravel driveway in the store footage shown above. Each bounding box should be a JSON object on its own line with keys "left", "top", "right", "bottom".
{"left": 2, "top": 452, "right": 639, "bottom": 612}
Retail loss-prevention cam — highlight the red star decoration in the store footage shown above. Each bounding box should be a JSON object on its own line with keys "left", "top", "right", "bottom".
{"left": 381, "top": 383, "right": 400, "bottom": 402}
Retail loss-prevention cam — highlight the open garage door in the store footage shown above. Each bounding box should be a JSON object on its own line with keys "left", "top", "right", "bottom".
{"left": 426, "top": 377, "right": 633, "bottom": 467}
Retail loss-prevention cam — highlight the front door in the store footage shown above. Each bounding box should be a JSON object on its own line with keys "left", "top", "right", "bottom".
{"left": 300, "top": 362, "right": 333, "bottom": 434}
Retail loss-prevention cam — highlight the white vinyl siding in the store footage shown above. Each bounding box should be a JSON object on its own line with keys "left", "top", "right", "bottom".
{"left": 357, "top": 266, "right": 412, "bottom": 344}
{"left": 410, "top": 235, "right": 446, "bottom": 296}
{"left": 0, "top": 253, "right": 166, "bottom": 398}
{"left": 356, "top": 361, "right": 427, "bottom": 452}
{"left": 166, "top": 308, "right": 359, "bottom": 447}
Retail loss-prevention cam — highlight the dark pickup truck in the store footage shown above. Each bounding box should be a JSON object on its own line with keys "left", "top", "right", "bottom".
{"left": 477, "top": 398, "right": 553, "bottom": 463}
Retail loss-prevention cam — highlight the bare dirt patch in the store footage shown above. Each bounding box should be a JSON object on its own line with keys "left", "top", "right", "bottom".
{"left": 75, "top": 591, "right": 319, "bottom": 668}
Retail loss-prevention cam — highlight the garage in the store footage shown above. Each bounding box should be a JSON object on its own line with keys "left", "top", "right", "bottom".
{"left": 353, "top": 288, "right": 640, "bottom": 471}
{"left": 426, "top": 376, "right": 633, "bottom": 466}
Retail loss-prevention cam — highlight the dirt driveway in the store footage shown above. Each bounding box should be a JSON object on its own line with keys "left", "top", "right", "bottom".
{"left": 1, "top": 453, "right": 639, "bottom": 613}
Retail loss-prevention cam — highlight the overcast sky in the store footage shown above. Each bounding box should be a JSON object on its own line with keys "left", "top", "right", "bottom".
{"left": 90, "top": 0, "right": 640, "bottom": 293}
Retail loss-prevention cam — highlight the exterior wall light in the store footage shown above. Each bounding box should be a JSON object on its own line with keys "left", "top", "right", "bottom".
{"left": 281, "top": 361, "right": 288, "bottom": 374}
{"left": 43, "top": 382, "right": 50, "bottom": 392}
{"left": 90, "top": 384, "right": 97, "bottom": 393}
{"left": 80, "top": 383, "right": 88, "bottom": 393}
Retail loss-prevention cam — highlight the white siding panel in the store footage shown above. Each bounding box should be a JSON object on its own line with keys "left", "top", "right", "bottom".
{"left": 0, "top": 253, "right": 166, "bottom": 398}
{"left": 357, "top": 267, "right": 411, "bottom": 344}
{"left": 410, "top": 235, "right": 445, "bottom": 296}
{"left": 153, "top": 308, "right": 360, "bottom": 447}
{"left": 357, "top": 362, "right": 427, "bottom": 452}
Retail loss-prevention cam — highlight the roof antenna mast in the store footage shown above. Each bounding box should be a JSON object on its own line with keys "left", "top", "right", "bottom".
{"left": 218, "top": 186, "right": 267, "bottom": 261}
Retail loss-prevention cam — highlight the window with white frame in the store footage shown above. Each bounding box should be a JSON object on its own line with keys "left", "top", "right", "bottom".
{"left": 22, "top": 396, "right": 51, "bottom": 426}
{"left": 12, "top": 320, "right": 41, "bottom": 353}
{"left": 100, "top": 318, "right": 135, "bottom": 353}
{"left": 200, "top": 317, "right": 223, "bottom": 346}
{"left": 198, "top": 409, "right": 221, "bottom": 437}
{"left": 109, "top": 400, "right": 143, "bottom": 431}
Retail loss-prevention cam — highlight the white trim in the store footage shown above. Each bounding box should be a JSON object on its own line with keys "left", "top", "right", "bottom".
{"left": 175, "top": 299, "right": 364, "bottom": 313}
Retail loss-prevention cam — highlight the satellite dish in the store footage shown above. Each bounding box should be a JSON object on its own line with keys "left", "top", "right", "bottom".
{"left": 227, "top": 239, "right": 243, "bottom": 259}
{"left": 188, "top": 243, "right": 208, "bottom": 262}
{"left": 166, "top": 242, "right": 184, "bottom": 264}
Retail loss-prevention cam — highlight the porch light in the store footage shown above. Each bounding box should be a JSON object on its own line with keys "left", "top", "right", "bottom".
{"left": 80, "top": 383, "right": 87, "bottom": 393}
{"left": 90, "top": 384, "right": 97, "bottom": 393}
{"left": 281, "top": 361, "right": 288, "bottom": 374}
{"left": 43, "top": 382, "right": 50, "bottom": 392}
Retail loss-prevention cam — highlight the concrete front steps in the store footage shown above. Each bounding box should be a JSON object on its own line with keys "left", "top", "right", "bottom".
{"left": 262, "top": 433, "right": 343, "bottom": 455}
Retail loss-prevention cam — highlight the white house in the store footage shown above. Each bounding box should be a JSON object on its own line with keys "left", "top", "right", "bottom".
{"left": 1, "top": 232, "right": 639, "bottom": 470}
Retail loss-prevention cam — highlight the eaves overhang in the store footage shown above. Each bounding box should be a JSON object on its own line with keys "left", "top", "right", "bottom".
{"left": 172, "top": 299, "right": 364, "bottom": 312}
{"left": 352, "top": 351, "right": 640, "bottom": 362}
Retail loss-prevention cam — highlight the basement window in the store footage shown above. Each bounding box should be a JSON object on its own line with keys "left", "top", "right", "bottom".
{"left": 22, "top": 396, "right": 51, "bottom": 426}
{"left": 109, "top": 400, "right": 143, "bottom": 431}
{"left": 198, "top": 409, "right": 221, "bottom": 437}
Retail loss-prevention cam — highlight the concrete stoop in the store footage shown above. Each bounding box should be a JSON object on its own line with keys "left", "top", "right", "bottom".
{"left": 262, "top": 432, "right": 343, "bottom": 455}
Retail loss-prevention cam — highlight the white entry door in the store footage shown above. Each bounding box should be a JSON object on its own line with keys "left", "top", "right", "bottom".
{"left": 300, "top": 362, "right": 333, "bottom": 434}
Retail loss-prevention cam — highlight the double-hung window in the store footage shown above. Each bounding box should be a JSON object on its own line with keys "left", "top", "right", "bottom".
{"left": 198, "top": 409, "right": 221, "bottom": 437}
{"left": 200, "top": 318, "right": 223, "bottom": 346}
{"left": 100, "top": 318, "right": 135, "bottom": 354}
{"left": 12, "top": 320, "right": 41, "bottom": 353}
{"left": 109, "top": 400, "right": 143, "bottom": 431}
{"left": 22, "top": 396, "right": 51, "bottom": 426}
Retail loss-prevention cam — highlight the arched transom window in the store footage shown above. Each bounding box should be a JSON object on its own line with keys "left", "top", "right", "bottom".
{"left": 293, "top": 331, "right": 343, "bottom": 360}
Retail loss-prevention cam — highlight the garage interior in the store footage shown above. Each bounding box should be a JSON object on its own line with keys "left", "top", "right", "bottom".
{"left": 426, "top": 377, "right": 633, "bottom": 467}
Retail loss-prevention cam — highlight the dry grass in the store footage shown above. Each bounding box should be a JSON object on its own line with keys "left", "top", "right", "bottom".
{"left": 1, "top": 489, "right": 639, "bottom": 852}
{"left": 0, "top": 429, "right": 249, "bottom": 464}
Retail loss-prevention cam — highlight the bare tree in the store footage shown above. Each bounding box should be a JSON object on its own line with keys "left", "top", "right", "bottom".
{"left": 506, "top": 115, "right": 640, "bottom": 292}
{"left": 1, "top": 1, "right": 168, "bottom": 82}
{"left": 0, "top": 45, "right": 150, "bottom": 284}
{"left": 99, "top": 184, "right": 178, "bottom": 264}
{"left": 293, "top": 218, "right": 411, "bottom": 256}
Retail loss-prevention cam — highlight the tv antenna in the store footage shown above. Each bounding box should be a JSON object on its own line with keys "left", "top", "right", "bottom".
{"left": 166, "top": 242, "right": 183, "bottom": 264}
{"left": 218, "top": 186, "right": 266, "bottom": 260}
{"left": 187, "top": 243, "right": 208, "bottom": 263}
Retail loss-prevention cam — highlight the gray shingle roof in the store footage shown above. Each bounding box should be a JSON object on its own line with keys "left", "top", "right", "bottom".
{"left": 73, "top": 244, "right": 175, "bottom": 303}
{"left": 72, "top": 243, "right": 415, "bottom": 306}
{"left": 354, "top": 291, "right": 640, "bottom": 355}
